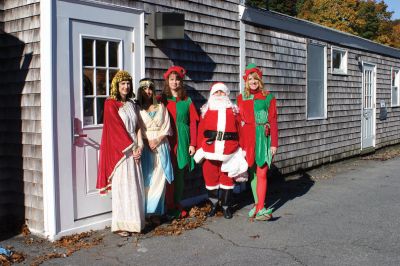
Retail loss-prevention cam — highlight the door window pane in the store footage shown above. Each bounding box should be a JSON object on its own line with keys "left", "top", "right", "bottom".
{"left": 84, "top": 98, "right": 94, "bottom": 125}
{"left": 82, "top": 39, "right": 93, "bottom": 66}
{"left": 392, "top": 69, "right": 400, "bottom": 106}
{"left": 96, "top": 40, "right": 107, "bottom": 67}
{"left": 109, "top": 42, "right": 119, "bottom": 67}
{"left": 96, "top": 97, "right": 107, "bottom": 124}
{"left": 392, "top": 87, "right": 398, "bottom": 106}
{"left": 83, "top": 68, "right": 94, "bottom": 96}
{"left": 307, "top": 43, "right": 326, "bottom": 119}
{"left": 96, "top": 69, "right": 107, "bottom": 95}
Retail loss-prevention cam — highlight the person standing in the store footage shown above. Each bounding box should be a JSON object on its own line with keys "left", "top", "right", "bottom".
{"left": 161, "top": 66, "right": 199, "bottom": 218}
{"left": 137, "top": 78, "right": 174, "bottom": 219}
{"left": 237, "top": 64, "right": 278, "bottom": 221}
{"left": 96, "top": 70, "right": 145, "bottom": 236}
{"left": 194, "top": 82, "right": 248, "bottom": 219}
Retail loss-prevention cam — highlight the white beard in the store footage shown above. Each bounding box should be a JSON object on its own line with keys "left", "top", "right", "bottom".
{"left": 208, "top": 95, "right": 232, "bottom": 110}
{"left": 200, "top": 95, "right": 234, "bottom": 118}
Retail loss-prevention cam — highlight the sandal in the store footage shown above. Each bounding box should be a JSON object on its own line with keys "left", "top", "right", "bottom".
{"left": 116, "top": 231, "right": 130, "bottom": 237}
{"left": 255, "top": 207, "right": 273, "bottom": 221}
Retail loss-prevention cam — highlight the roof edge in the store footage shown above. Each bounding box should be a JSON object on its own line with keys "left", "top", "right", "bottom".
{"left": 242, "top": 7, "right": 400, "bottom": 59}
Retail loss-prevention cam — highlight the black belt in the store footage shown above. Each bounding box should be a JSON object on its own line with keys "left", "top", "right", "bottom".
{"left": 204, "top": 130, "right": 238, "bottom": 144}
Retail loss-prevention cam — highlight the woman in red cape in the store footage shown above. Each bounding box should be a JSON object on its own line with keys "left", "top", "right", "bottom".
{"left": 97, "top": 70, "right": 145, "bottom": 236}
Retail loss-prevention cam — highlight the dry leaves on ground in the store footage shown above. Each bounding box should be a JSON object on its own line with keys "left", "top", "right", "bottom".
{"left": 153, "top": 204, "right": 210, "bottom": 236}
{"left": 30, "top": 231, "right": 103, "bottom": 266}
{"left": 0, "top": 251, "right": 25, "bottom": 266}
{"left": 362, "top": 149, "right": 400, "bottom": 161}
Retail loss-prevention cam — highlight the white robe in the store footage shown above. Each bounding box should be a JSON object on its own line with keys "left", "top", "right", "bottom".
{"left": 111, "top": 101, "right": 145, "bottom": 233}
{"left": 140, "top": 104, "right": 173, "bottom": 215}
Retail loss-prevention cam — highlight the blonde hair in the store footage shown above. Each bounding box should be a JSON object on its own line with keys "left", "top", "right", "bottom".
{"left": 244, "top": 72, "right": 268, "bottom": 98}
{"left": 109, "top": 70, "right": 134, "bottom": 101}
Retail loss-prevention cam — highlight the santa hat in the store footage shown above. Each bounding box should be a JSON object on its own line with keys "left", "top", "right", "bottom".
{"left": 163, "top": 65, "right": 186, "bottom": 80}
{"left": 243, "top": 63, "right": 263, "bottom": 81}
{"left": 210, "top": 82, "right": 230, "bottom": 96}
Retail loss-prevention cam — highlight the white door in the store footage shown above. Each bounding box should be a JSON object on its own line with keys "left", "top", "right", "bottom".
{"left": 361, "top": 63, "right": 376, "bottom": 149}
{"left": 71, "top": 21, "right": 133, "bottom": 220}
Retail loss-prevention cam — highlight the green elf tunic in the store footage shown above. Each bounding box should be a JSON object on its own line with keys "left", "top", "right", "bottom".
{"left": 237, "top": 90, "right": 278, "bottom": 168}
{"left": 164, "top": 96, "right": 198, "bottom": 171}
{"left": 164, "top": 96, "right": 199, "bottom": 207}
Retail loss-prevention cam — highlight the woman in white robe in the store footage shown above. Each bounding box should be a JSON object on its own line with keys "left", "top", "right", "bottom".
{"left": 137, "top": 78, "right": 174, "bottom": 217}
{"left": 97, "top": 70, "right": 145, "bottom": 236}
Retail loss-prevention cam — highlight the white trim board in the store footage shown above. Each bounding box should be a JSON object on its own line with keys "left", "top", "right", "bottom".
{"left": 40, "top": 0, "right": 57, "bottom": 240}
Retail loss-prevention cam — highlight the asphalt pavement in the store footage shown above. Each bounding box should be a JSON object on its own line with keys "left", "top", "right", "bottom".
{"left": 1, "top": 152, "right": 400, "bottom": 266}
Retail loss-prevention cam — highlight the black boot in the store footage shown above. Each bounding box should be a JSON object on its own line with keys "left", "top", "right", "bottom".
{"left": 207, "top": 189, "right": 219, "bottom": 217}
{"left": 221, "top": 189, "right": 233, "bottom": 219}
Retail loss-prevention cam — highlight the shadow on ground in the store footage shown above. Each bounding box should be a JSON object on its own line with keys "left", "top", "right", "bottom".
{"left": 233, "top": 164, "right": 315, "bottom": 220}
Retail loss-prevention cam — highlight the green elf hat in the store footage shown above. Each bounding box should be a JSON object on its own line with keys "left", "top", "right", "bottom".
{"left": 243, "top": 63, "right": 263, "bottom": 81}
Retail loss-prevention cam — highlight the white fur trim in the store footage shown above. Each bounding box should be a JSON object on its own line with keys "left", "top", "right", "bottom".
{"left": 206, "top": 184, "right": 220, "bottom": 190}
{"left": 194, "top": 148, "right": 206, "bottom": 163}
{"left": 210, "top": 82, "right": 230, "bottom": 96}
{"left": 220, "top": 184, "right": 235, "bottom": 189}
{"left": 203, "top": 151, "right": 234, "bottom": 161}
{"left": 214, "top": 108, "right": 226, "bottom": 155}
{"left": 221, "top": 148, "right": 248, "bottom": 177}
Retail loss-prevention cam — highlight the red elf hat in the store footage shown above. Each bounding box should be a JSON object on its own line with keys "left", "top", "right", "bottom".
{"left": 163, "top": 65, "right": 186, "bottom": 80}
{"left": 243, "top": 63, "right": 263, "bottom": 81}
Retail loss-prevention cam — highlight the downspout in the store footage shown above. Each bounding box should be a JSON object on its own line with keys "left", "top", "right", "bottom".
{"left": 239, "top": 4, "right": 246, "bottom": 93}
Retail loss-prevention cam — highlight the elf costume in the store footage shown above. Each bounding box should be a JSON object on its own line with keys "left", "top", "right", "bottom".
{"left": 194, "top": 82, "right": 248, "bottom": 219}
{"left": 162, "top": 66, "right": 199, "bottom": 218}
{"left": 237, "top": 64, "right": 278, "bottom": 221}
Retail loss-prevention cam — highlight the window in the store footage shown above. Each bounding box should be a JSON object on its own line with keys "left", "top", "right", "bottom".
{"left": 307, "top": 42, "right": 327, "bottom": 119}
{"left": 81, "top": 38, "right": 121, "bottom": 125}
{"left": 392, "top": 68, "right": 400, "bottom": 107}
{"left": 331, "top": 47, "right": 347, "bottom": 75}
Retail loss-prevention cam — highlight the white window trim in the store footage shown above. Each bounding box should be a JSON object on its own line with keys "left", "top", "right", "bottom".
{"left": 391, "top": 67, "right": 400, "bottom": 107}
{"left": 306, "top": 43, "right": 327, "bottom": 120}
{"left": 331, "top": 46, "right": 348, "bottom": 75}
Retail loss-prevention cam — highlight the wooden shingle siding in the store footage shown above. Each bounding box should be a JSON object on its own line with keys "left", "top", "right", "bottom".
{"left": 245, "top": 21, "right": 400, "bottom": 175}
{"left": 95, "top": 0, "right": 239, "bottom": 197}
{"left": 0, "top": 1, "right": 4, "bottom": 31}
{"left": 0, "top": 0, "right": 42, "bottom": 235}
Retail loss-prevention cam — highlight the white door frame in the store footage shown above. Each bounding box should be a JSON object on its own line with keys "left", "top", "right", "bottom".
{"left": 361, "top": 61, "right": 376, "bottom": 150}
{"left": 47, "top": 0, "right": 144, "bottom": 240}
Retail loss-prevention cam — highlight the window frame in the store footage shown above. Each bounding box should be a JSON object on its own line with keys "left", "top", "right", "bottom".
{"left": 331, "top": 46, "right": 348, "bottom": 75}
{"left": 391, "top": 67, "right": 400, "bottom": 107}
{"left": 80, "top": 35, "right": 122, "bottom": 127}
{"left": 306, "top": 41, "right": 328, "bottom": 120}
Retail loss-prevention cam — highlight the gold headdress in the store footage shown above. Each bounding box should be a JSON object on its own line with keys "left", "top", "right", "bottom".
{"left": 110, "top": 70, "right": 133, "bottom": 100}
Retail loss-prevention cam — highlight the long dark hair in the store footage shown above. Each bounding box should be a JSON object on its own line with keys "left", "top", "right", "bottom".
{"left": 136, "top": 78, "right": 158, "bottom": 108}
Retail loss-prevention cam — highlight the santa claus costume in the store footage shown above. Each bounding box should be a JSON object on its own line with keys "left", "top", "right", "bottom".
{"left": 194, "top": 82, "right": 248, "bottom": 219}
{"left": 237, "top": 64, "right": 278, "bottom": 221}
{"left": 161, "top": 66, "right": 199, "bottom": 218}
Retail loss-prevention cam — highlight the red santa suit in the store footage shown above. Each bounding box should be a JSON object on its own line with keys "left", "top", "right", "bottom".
{"left": 194, "top": 83, "right": 248, "bottom": 190}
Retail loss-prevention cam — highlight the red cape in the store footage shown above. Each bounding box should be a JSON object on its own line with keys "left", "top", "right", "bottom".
{"left": 96, "top": 99, "right": 134, "bottom": 194}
